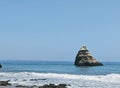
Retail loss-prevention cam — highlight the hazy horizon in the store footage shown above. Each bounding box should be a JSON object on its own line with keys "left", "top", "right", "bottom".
{"left": 0, "top": 0, "right": 120, "bottom": 62}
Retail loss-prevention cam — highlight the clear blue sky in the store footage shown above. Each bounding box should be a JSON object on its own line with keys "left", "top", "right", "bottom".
{"left": 0, "top": 0, "right": 120, "bottom": 61}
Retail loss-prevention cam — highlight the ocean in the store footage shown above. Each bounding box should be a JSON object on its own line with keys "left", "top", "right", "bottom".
{"left": 0, "top": 61, "right": 120, "bottom": 88}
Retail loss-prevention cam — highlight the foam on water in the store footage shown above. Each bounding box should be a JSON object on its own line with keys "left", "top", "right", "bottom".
{"left": 0, "top": 72, "right": 120, "bottom": 88}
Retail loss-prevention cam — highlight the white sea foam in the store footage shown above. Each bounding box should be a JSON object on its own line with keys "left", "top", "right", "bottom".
{"left": 0, "top": 72, "right": 120, "bottom": 88}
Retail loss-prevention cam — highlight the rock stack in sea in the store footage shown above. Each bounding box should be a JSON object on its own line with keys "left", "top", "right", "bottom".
{"left": 74, "top": 45, "right": 103, "bottom": 66}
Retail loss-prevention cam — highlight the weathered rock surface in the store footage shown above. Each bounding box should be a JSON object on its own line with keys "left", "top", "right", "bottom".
{"left": 74, "top": 45, "right": 103, "bottom": 66}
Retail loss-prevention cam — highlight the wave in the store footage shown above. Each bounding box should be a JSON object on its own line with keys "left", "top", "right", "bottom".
{"left": 0, "top": 72, "right": 120, "bottom": 82}
{"left": 0, "top": 72, "right": 120, "bottom": 88}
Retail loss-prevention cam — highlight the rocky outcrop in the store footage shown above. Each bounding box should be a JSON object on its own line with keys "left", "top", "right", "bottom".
{"left": 16, "top": 84, "right": 68, "bottom": 88}
{"left": 0, "top": 80, "right": 11, "bottom": 86}
{"left": 0, "top": 64, "right": 2, "bottom": 68}
{"left": 74, "top": 45, "right": 103, "bottom": 66}
{"left": 39, "top": 84, "right": 68, "bottom": 88}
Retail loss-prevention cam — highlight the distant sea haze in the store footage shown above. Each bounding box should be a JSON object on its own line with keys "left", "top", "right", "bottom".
{"left": 0, "top": 61, "right": 120, "bottom": 88}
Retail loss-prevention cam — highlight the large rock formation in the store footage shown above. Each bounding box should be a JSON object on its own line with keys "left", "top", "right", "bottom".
{"left": 74, "top": 45, "right": 103, "bottom": 66}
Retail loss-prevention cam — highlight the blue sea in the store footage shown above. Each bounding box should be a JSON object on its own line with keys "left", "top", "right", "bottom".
{"left": 0, "top": 60, "right": 120, "bottom": 88}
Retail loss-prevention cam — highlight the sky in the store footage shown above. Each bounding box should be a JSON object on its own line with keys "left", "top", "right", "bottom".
{"left": 0, "top": 0, "right": 120, "bottom": 62}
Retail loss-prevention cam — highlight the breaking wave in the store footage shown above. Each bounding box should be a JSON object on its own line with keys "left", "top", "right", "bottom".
{"left": 0, "top": 72, "right": 120, "bottom": 88}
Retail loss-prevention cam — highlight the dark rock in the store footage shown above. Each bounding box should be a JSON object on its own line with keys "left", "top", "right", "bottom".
{"left": 22, "top": 79, "right": 27, "bottom": 81}
{"left": 0, "top": 80, "right": 11, "bottom": 86}
{"left": 74, "top": 45, "right": 103, "bottom": 66}
{"left": 16, "top": 85, "right": 29, "bottom": 88}
{"left": 16, "top": 85, "right": 37, "bottom": 88}
{"left": 0, "top": 64, "right": 2, "bottom": 68}
{"left": 39, "top": 84, "right": 68, "bottom": 88}
{"left": 30, "top": 78, "right": 46, "bottom": 81}
{"left": 58, "top": 84, "right": 67, "bottom": 88}
{"left": 31, "top": 85, "right": 37, "bottom": 88}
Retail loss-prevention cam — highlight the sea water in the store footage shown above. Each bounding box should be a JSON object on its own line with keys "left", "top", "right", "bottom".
{"left": 0, "top": 61, "right": 120, "bottom": 88}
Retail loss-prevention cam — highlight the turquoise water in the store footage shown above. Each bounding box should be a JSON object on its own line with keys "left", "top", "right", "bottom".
{"left": 0, "top": 61, "right": 120, "bottom": 75}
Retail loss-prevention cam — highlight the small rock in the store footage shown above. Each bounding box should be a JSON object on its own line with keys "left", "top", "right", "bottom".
{"left": 39, "top": 84, "right": 67, "bottom": 88}
{"left": 16, "top": 85, "right": 29, "bottom": 88}
{"left": 30, "top": 78, "right": 46, "bottom": 81}
{"left": 0, "top": 80, "right": 11, "bottom": 86}
{"left": 0, "top": 64, "right": 2, "bottom": 68}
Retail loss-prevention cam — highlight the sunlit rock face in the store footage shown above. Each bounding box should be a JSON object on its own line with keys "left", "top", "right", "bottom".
{"left": 74, "top": 46, "right": 103, "bottom": 66}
